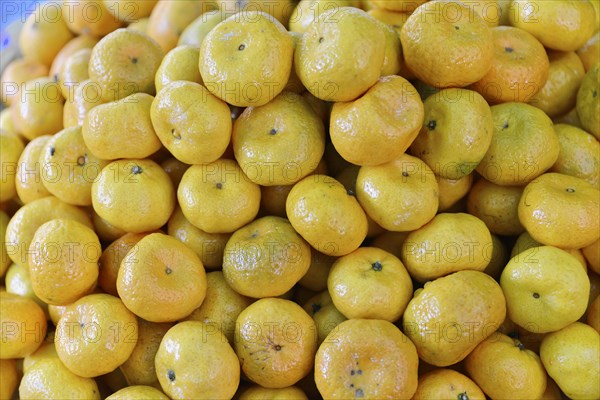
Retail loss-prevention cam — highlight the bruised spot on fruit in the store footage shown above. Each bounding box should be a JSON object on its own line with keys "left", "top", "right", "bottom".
{"left": 372, "top": 261, "right": 382, "bottom": 271}
{"left": 238, "top": 44, "right": 246, "bottom": 51}
{"left": 269, "top": 128, "right": 277, "bottom": 135}
{"left": 165, "top": 266, "right": 172, "bottom": 275}
{"left": 274, "top": 344, "right": 282, "bottom": 351}
{"left": 454, "top": 26, "right": 459, "bottom": 30}
{"left": 171, "top": 128, "right": 181, "bottom": 140}
{"left": 49, "top": 147, "right": 55, "bottom": 156}
{"left": 503, "top": 121, "right": 509, "bottom": 129}
{"left": 132, "top": 165, "right": 143, "bottom": 175}
{"left": 457, "top": 392, "right": 470, "bottom": 400}
{"left": 593, "top": 90, "right": 597, "bottom": 98}
{"left": 131, "top": 57, "right": 138, "bottom": 64}
{"left": 77, "top": 155, "right": 86, "bottom": 166}
{"left": 402, "top": 171, "right": 409, "bottom": 177}
{"left": 319, "top": 37, "right": 324, "bottom": 43}
{"left": 427, "top": 120, "right": 436, "bottom": 130}
{"left": 216, "top": 182, "right": 223, "bottom": 189}
{"left": 312, "top": 303, "right": 321, "bottom": 314}
{"left": 533, "top": 292, "right": 540, "bottom": 298}
{"left": 566, "top": 187, "right": 575, "bottom": 193}
{"left": 167, "top": 369, "right": 175, "bottom": 382}
{"left": 355, "top": 388, "right": 364, "bottom": 397}
{"left": 504, "top": 47, "right": 513, "bottom": 53}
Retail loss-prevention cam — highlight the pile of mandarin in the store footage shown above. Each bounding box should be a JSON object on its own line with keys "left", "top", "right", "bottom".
{"left": 1, "top": 0, "right": 599, "bottom": 399}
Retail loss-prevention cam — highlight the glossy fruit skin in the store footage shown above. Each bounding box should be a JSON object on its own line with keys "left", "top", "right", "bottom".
{"left": 403, "top": 270, "right": 506, "bottom": 367}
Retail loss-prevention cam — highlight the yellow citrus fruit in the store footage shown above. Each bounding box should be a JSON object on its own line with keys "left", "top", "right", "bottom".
{"left": 0, "top": 359, "right": 19, "bottom": 399}
{"left": 50, "top": 35, "right": 99, "bottom": 83}
{"left": 0, "top": 291, "right": 47, "bottom": 359}
{"left": 92, "top": 210, "right": 128, "bottom": 252}
{"left": 576, "top": 63, "right": 600, "bottom": 139}
{"left": 471, "top": 26, "right": 549, "bottom": 103}
{"left": 298, "top": 251, "right": 336, "bottom": 292}
{"left": 577, "top": 30, "right": 600, "bottom": 72}
{"left": 54, "top": 293, "right": 138, "bottom": 378}
{"left": 0, "top": 131, "right": 24, "bottom": 203}
{"left": 178, "top": 9, "right": 226, "bottom": 48}
{"left": 588, "top": 294, "right": 600, "bottom": 332}
{"left": 28, "top": 219, "right": 100, "bottom": 305}
{"left": 356, "top": 153, "right": 439, "bottom": 232}
{"left": 401, "top": 0, "right": 494, "bottom": 88}
{"left": 402, "top": 213, "right": 493, "bottom": 283}
{"left": 437, "top": 173, "right": 473, "bottom": 212}
{"left": 289, "top": 0, "right": 360, "bottom": 33}
{"left": 22, "top": 339, "right": 59, "bottom": 374}
{"left": 476, "top": 102, "right": 559, "bottom": 186}
{"left": 19, "top": 358, "right": 100, "bottom": 400}
{"left": 330, "top": 75, "right": 424, "bottom": 166}
{"left": 167, "top": 207, "right": 230, "bottom": 270}
{"left": 328, "top": 247, "right": 412, "bottom": 321}
{"left": 160, "top": 157, "right": 190, "bottom": 187}
{"left": 235, "top": 298, "right": 317, "bottom": 388}
{"left": 154, "top": 45, "right": 203, "bottom": 92}
{"left": 0, "top": 58, "right": 48, "bottom": 106}
{"left": 117, "top": 233, "right": 207, "bottom": 322}
{"left": 286, "top": 175, "right": 368, "bottom": 256}
{"left": 0, "top": 211, "right": 12, "bottom": 277}
{"left": 98, "top": 232, "right": 150, "bottom": 296}
{"left": 412, "top": 368, "right": 486, "bottom": 400}
{"left": 89, "top": 28, "right": 163, "bottom": 102}
{"left": 501, "top": 246, "right": 590, "bottom": 333}
{"left": 200, "top": 11, "right": 294, "bottom": 107}
{"left": 239, "top": 385, "right": 308, "bottom": 400}
{"left": 5, "top": 196, "right": 92, "bottom": 266}
{"left": 178, "top": 159, "right": 261, "bottom": 233}
{"left": 11, "top": 77, "right": 64, "bottom": 140}
{"left": 39, "top": 126, "right": 109, "bottom": 206}
{"left": 529, "top": 50, "right": 586, "bottom": 118}
{"left": 146, "top": 0, "right": 215, "bottom": 53}
{"left": 509, "top": 0, "right": 596, "bottom": 51}
{"left": 315, "top": 318, "right": 419, "bottom": 399}
{"left": 106, "top": 385, "right": 168, "bottom": 400}
{"left": 83, "top": 92, "right": 162, "bottom": 160}
{"left": 151, "top": 81, "right": 233, "bottom": 165}
{"left": 19, "top": 3, "right": 75, "bottom": 67}
{"left": 62, "top": 79, "right": 106, "bottom": 128}
{"left": 5, "top": 262, "right": 48, "bottom": 316}
{"left": 583, "top": 239, "right": 600, "bottom": 275}
{"left": 550, "top": 123, "right": 600, "bottom": 188}
{"left": 223, "top": 216, "right": 311, "bottom": 298}
{"left": 103, "top": 0, "right": 158, "bottom": 23}
{"left": 403, "top": 270, "right": 506, "bottom": 366}
{"left": 233, "top": 91, "right": 325, "bottom": 186}
{"left": 466, "top": 178, "right": 525, "bottom": 236}
{"left": 59, "top": 48, "right": 92, "bottom": 102}
{"left": 184, "top": 270, "right": 253, "bottom": 344}
{"left": 370, "top": 0, "right": 426, "bottom": 12}
{"left": 518, "top": 172, "right": 600, "bottom": 249}
{"left": 155, "top": 321, "right": 240, "bottom": 399}
{"left": 295, "top": 7, "right": 385, "bottom": 102}
{"left": 62, "top": 0, "right": 123, "bottom": 37}
{"left": 540, "top": 322, "right": 600, "bottom": 399}
{"left": 119, "top": 318, "right": 173, "bottom": 387}
{"left": 411, "top": 88, "right": 493, "bottom": 179}
{"left": 92, "top": 159, "right": 176, "bottom": 233}
{"left": 15, "top": 135, "right": 52, "bottom": 205}
{"left": 465, "top": 333, "right": 547, "bottom": 399}
{"left": 303, "top": 291, "right": 347, "bottom": 345}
